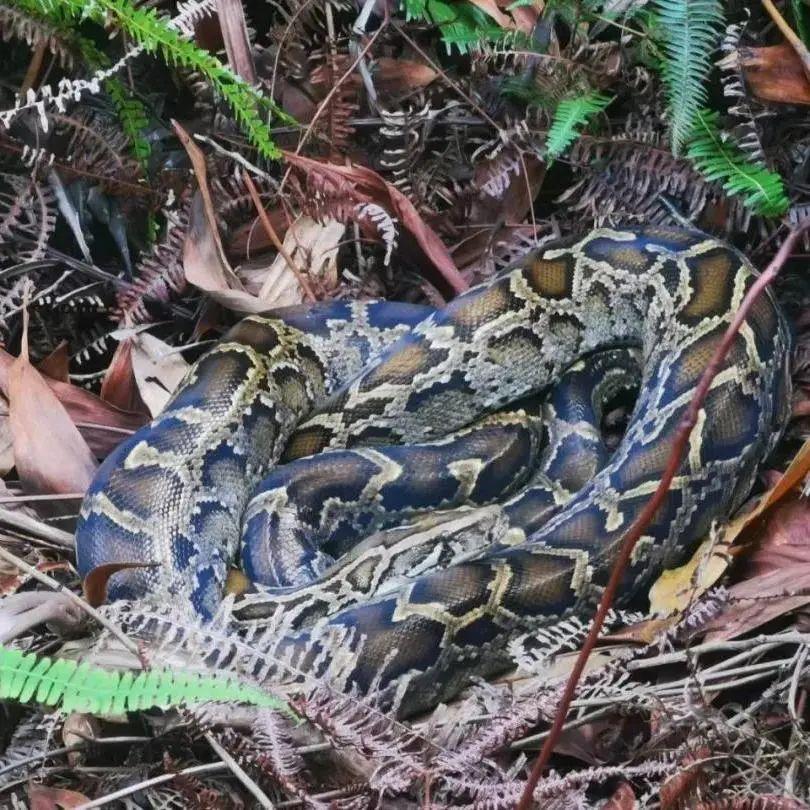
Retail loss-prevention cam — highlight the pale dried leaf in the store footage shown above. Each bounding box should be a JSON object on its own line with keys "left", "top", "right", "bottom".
{"left": 130, "top": 332, "right": 190, "bottom": 416}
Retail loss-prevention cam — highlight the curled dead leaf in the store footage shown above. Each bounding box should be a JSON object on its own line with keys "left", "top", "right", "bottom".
{"left": 83, "top": 561, "right": 159, "bottom": 607}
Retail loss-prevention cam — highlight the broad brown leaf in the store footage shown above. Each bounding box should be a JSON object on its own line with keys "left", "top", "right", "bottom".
{"left": 101, "top": 335, "right": 148, "bottom": 414}
{"left": 36, "top": 341, "right": 70, "bottom": 383}
{"left": 0, "top": 348, "right": 146, "bottom": 458}
{"left": 7, "top": 332, "right": 97, "bottom": 496}
{"left": 737, "top": 43, "right": 810, "bottom": 105}
{"left": 28, "top": 783, "right": 90, "bottom": 810}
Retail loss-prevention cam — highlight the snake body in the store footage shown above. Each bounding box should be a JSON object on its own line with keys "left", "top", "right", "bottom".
{"left": 75, "top": 226, "right": 791, "bottom": 715}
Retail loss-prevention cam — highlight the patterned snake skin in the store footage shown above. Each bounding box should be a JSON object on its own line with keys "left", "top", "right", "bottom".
{"left": 75, "top": 226, "right": 792, "bottom": 715}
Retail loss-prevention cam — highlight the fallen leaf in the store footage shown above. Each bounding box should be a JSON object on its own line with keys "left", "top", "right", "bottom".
{"left": 736, "top": 43, "right": 810, "bottom": 105}
{"left": 185, "top": 190, "right": 299, "bottom": 313}
{"left": 282, "top": 151, "right": 468, "bottom": 294}
{"left": 173, "top": 121, "right": 242, "bottom": 290}
{"left": 648, "top": 534, "right": 733, "bottom": 616}
{"left": 129, "top": 332, "right": 190, "bottom": 416}
{"left": 373, "top": 58, "right": 438, "bottom": 97}
{"left": 36, "top": 340, "right": 70, "bottom": 383}
{"left": 702, "top": 495, "right": 810, "bottom": 641}
{"left": 0, "top": 348, "right": 146, "bottom": 458}
{"left": 0, "top": 397, "right": 13, "bottom": 475}
{"left": 256, "top": 215, "right": 345, "bottom": 302}
{"left": 8, "top": 322, "right": 97, "bottom": 497}
{"left": 647, "top": 439, "right": 810, "bottom": 617}
{"left": 28, "top": 782, "right": 90, "bottom": 810}
{"left": 100, "top": 336, "right": 148, "bottom": 414}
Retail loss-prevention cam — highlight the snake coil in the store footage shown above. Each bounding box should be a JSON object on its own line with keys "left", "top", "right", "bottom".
{"left": 76, "top": 227, "right": 791, "bottom": 715}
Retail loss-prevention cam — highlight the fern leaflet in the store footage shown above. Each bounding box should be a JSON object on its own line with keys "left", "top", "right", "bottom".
{"left": 687, "top": 109, "right": 789, "bottom": 217}
{"left": 546, "top": 92, "right": 612, "bottom": 161}
{"left": 9, "top": 0, "right": 287, "bottom": 159}
{"left": 0, "top": 645, "right": 287, "bottom": 714}
{"left": 655, "top": 0, "right": 724, "bottom": 155}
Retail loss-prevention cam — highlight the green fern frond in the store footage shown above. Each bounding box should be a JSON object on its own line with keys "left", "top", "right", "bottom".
{"left": 655, "top": 0, "right": 724, "bottom": 155}
{"left": 10, "top": 0, "right": 287, "bottom": 160}
{"left": 546, "top": 92, "right": 612, "bottom": 160}
{"left": 403, "top": 0, "right": 504, "bottom": 54}
{"left": 687, "top": 109, "right": 789, "bottom": 217}
{"left": 104, "top": 78, "right": 152, "bottom": 167}
{"left": 0, "top": 645, "right": 286, "bottom": 714}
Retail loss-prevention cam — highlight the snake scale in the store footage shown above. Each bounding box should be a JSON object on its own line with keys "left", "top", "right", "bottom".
{"left": 75, "top": 226, "right": 791, "bottom": 716}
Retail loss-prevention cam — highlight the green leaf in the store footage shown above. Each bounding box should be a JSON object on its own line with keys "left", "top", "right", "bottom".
{"left": 0, "top": 645, "right": 288, "bottom": 714}
{"left": 8, "top": 0, "right": 286, "bottom": 159}
{"left": 546, "top": 92, "right": 613, "bottom": 160}
{"left": 654, "top": 0, "right": 724, "bottom": 155}
{"left": 687, "top": 109, "right": 789, "bottom": 217}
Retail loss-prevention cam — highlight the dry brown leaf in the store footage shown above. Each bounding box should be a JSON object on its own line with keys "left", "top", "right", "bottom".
{"left": 100, "top": 336, "right": 147, "bottom": 414}
{"left": 648, "top": 534, "right": 734, "bottom": 616}
{"left": 7, "top": 320, "right": 97, "bottom": 496}
{"left": 256, "top": 216, "right": 345, "bottom": 301}
{"left": 129, "top": 331, "right": 190, "bottom": 417}
{"left": 738, "top": 43, "right": 810, "bottom": 105}
{"left": 282, "top": 151, "right": 468, "bottom": 294}
{"left": 28, "top": 782, "right": 90, "bottom": 810}
{"left": 185, "top": 190, "right": 298, "bottom": 313}
{"left": 0, "top": 398, "right": 13, "bottom": 476}
{"left": 0, "top": 348, "right": 146, "bottom": 458}
{"left": 36, "top": 340, "right": 70, "bottom": 382}
{"left": 173, "top": 121, "right": 241, "bottom": 288}
{"left": 373, "top": 58, "right": 439, "bottom": 96}
{"left": 702, "top": 496, "right": 810, "bottom": 641}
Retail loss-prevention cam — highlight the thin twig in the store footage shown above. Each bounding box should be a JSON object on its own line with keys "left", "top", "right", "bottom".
{"left": 205, "top": 731, "right": 276, "bottom": 809}
{"left": 0, "top": 544, "right": 139, "bottom": 655}
{"left": 0, "top": 505, "right": 75, "bottom": 548}
{"left": 761, "top": 0, "right": 810, "bottom": 80}
{"left": 74, "top": 762, "right": 228, "bottom": 809}
{"left": 243, "top": 172, "right": 316, "bottom": 302}
{"left": 517, "top": 219, "right": 810, "bottom": 810}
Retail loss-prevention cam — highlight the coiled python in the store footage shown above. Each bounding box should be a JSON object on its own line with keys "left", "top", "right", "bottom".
{"left": 75, "top": 226, "right": 792, "bottom": 716}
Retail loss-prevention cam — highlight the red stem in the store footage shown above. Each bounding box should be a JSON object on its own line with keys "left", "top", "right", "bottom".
{"left": 516, "top": 222, "right": 810, "bottom": 810}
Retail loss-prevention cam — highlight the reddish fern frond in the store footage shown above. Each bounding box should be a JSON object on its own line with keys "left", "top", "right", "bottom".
{"left": 693, "top": 797, "right": 809, "bottom": 810}
{"left": 559, "top": 132, "right": 751, "bottom": 230}
{"left": 115, "top": 204, "right": 189, "bottom": 325}
{"left": 0, "top": 173, "right": 57, "bottom": 262}
{"left": 309, "top": 46, "right": 360, "bottom": 155}
{"left": 293, "top": 687, "right": 427, "bottom": 796}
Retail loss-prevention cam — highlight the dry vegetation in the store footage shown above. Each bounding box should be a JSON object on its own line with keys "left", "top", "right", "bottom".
{"left": 1, "top": 0, "right": 810, "bottom": 807}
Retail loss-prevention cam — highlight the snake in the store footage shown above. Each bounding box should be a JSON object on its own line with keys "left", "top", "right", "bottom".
{"left": 75, "top": 226, "right": 792, "bottom": 716}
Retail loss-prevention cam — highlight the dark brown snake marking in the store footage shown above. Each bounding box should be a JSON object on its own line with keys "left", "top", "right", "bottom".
{"left": 75, "top": 227, "right": 791, "bottom": 716}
